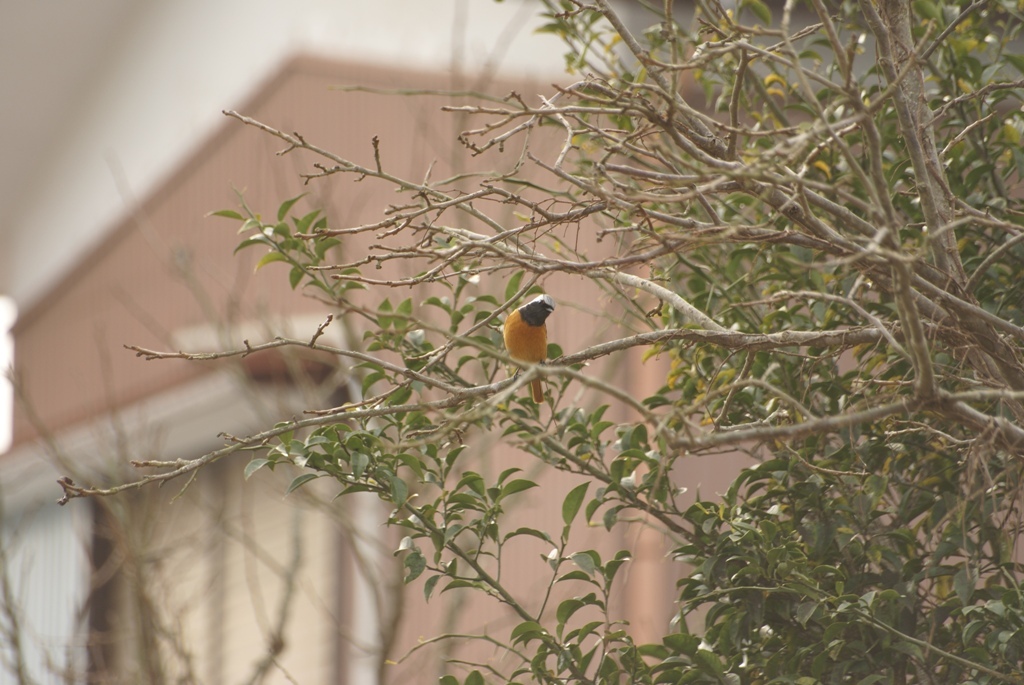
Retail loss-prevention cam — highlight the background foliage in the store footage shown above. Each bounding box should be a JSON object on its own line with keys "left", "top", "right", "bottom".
{"left": 65, "top": 0, "right": 1024, "bottom": 682}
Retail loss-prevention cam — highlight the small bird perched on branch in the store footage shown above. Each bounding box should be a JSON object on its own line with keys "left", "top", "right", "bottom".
{"left": 503, "top": 294, "right": 555, "bottom": 403}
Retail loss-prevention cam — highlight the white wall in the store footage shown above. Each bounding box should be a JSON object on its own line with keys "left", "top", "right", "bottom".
{"left": 0, "top": 297, "right": 13, "bottom": 454}
{"left": 0, "top": 503, "right": 89, "bottom": 685}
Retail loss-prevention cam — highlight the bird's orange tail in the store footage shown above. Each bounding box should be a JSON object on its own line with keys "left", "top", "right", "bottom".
{"left": 530, "top": 378, "right": 543, "bottom": 403}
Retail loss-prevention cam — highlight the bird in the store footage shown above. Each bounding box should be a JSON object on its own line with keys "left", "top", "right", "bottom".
{"left": 502, "top": 294, "right": 555, "bottom": 403}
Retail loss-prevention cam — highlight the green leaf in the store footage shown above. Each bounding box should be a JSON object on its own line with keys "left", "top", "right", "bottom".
{"left": 233, "top": 235, "right": 269, "bottom": 254}
{"left": 912, "top": 0, "right": 941, "bottom": 22}
{"left": 496, "top": 467, "right": 522, "bottom": 484}
{"left": 238, "top": 217, "right": 261, "bottom": 234}
{"left": 424, "top": 574, "right": 440, "bottom": 602}
{"left": 209, "top": 209, "right": 244, "bottom": 221}
{"left": 576, "top": 620, "right": 603, "bottom": 642}
{"left": 742, "top": 0, "right": 771, "bottom": 24}
{"left": 285, "top": 473, "right": 320, "bottom": 495}
{"left": 351, "top": 452, "right": 369, "bottom": 479}
{"left": 464, "top": 670, "right": 484, "bottom": 685}
{"left": 562, "top": 482, "right": 590, "bottom": 525}
{"left": 558, "top": 569, "right": 598, "bottom": 584}
{"left": 288, "top": 266, "right": 304, "bottom": 290}
{"left": 693, "top": 648, "right": 725, "bottom": 676}
{"left": 510, "top": 620, "right": 547, "bottom": 646}
{"left": 853, "top": 676, "right": 886, "bottom": 685}
{"left": 503, "top": 527, "right": 554, "bottom": 544}
{"left": 639, "top": 644, "right": 668, "bottom": 661}
{"left": 243, "top": 458, "right": 271, "bottom": 480}
{"left": 1006, "top": 53, "right": 1024, "bottom": 77}
{"left": 602, "top": 506, "right": 619, "bottom": 531}
{"left": 664, "top": 632, "right": 700, "bottom": 656}
{"left": 962, "top": 619, "right": 985, "bottom": 644}
{"left": 443, "top": 523, "right": 464, "bottom": 545}
{"left": 954, "top": 565, "right": 976, "bottom": 605}
{"left": 389, "top": 473, "right": 409, "bottom": 506}
{"left": 891, "top": 641, "right": 924, "bottom": 660}
{"left": 505, "top": 271, "right": 525, "bottom": 302}
{"left": 557, "top": 597, "right": 585, "bottom": 625}
{"left": 604, "top": 553, "right": 630, "bottom": 584}
{"left": 441, "top": 579, "right": 482, "bottom": 593}
{"left": 404, "top": 548, "right": 426, "bottom": 583}
{"left": 796, "top": 601, "right": 818, "bottom": 627}
{"left": 293, "top": 209, "right": 322, "bottom": 234}
{"left": 277, "top": 193, "right": 307, "bottom": 221}
{"left": 457, "top": 472, "right": 487, "bottom": 498}
{"left": 571, "top": 551, "right": 599, "bottom": 576}
{"left": 388, "top": 385, "right": 412, "bottom": 406}
{"left": 314, "top": 237, "right": 340, "bottom": 260}
{"left": 254, "top": 251, "right": 289, "bottom": 271}
{"left": 500, "top": 479, "right": 539, "bottom": 500}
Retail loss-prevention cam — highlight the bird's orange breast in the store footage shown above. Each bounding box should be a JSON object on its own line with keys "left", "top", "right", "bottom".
{"left": 503, "top": 309, "right": 547, "bottom": 363}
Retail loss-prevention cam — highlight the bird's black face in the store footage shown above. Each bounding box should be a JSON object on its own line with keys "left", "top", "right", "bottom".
{"left": 519, "top": 294, "right": 555, "bottom": 327}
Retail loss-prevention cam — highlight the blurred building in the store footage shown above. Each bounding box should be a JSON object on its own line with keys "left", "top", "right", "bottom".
{"left": 0, "top": 2, "right": 749, "bottom": 683}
